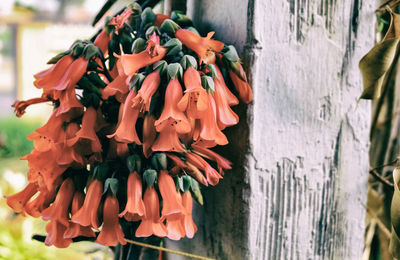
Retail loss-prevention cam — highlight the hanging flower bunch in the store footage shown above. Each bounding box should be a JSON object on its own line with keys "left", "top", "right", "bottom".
{"left": 6, "top": 3, "right": 252, "bottom": 248}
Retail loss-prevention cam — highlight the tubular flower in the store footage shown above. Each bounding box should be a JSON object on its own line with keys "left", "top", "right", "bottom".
{"left": 175, "top": 29, "right": 224, "bottom": 64}
{"left": 64, "top": 192, "right": 96, "bottom": 238}
{"left": 34, "top": 54, "right": 74, "bottom": 80}
{"left": 131, "top": 70, "right": 160, "bottom": 112}
{"left": 213, "top": 75, "right": 239, "bottom": 130}
{"left": 214, "top": 65, "right": 238, "bottom": 106}
{"left": 94, "top": 29, "right": 111, "bottom": 55}
{"left": 108, "top": 9, "right": 133, "bottom": 31}
{"left": 142, "top": 114, "right": 157, "bottom": 158}
{"left": 155, "top": 79, "right": 191, "bottom": 134}
{"left": 56, "top": 86, "right": 83, "bottom": 116}
{"left": 192, "top": 144, "right": 232, "bottom": 174}
{"left": 181, "top": 191, "right": 197, "bottom": 238}
{"left": 165, "top": 191, "right": 185, "bottom": 240}
{"left": 154, "top": 14, "right": 170, "bottom": 27}
{"left": 177, "top": 67, "right": 209, "bottom": 118}
{"left": 96, "top": 195, "right": 127, "bottom": 246}
{"left": 158, "top": 170, "right": 184, "bottom": 219}
{"left": 196, "top": 94, "right": 228, "bottom": 147}
{"left": 6, "top": 182, "right": 38, "bottom": 213}
{"left": 67, "top": 107, "right": 102, "bottom": 153}
{"left": 71, "top": 179, "right": 103, "bottom": 229}
{"left": 42, "top": 178, "right": 75, "bottom": 227}
{"left": 45, "top": 220, "right": 72, "bottom": 248}
{"left": 135, "top": 187, "right": 167, "bottom": 237}
{"left": 228, "top": 64, "right": 252, "bottom": 104}
{"left": 120, "top": 35, "right": 166, "bottom": 76}
{"left": 56, "top": 123, "right": 85, "bottom": 166}
{"left": 108, "top": 90, "right": 142, "bottom": 144}
{"left": 151, "top": 125, "right": 185, "bottom": 153}
{"left": 119, "top": 171, "right": 146, "bottom": 221}
{"left": 35, "top": 57, "right": 88, "bottom": 92}
{"left": 186, "top": 152, "right": 222, "bottom": 186}
{"left": 24, "top": 188, "right": 55, "bottom": 218}
{"left": 12, "top": 96, "right": 50, "bottom": 117}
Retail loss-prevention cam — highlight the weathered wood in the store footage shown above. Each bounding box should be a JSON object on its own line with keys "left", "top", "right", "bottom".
{"left": 167, "top": 1, "right": 375, "bottom": 259}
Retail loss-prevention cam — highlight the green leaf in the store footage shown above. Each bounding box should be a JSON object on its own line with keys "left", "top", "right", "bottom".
{"left": 167, "top": 63, "right": 183, "bottom": 80}
{"left": 143, "top": 169, "right": 157, "bottom": 187}
{"left": 46, "top": 50, "right": 70, "bottom": 64}
{"left": 181, "top": 55, "right": 197, "bottom": 70}
{"left": 94, "top": 163, "right": 110, "bottom": 181}
{"left": 104, "top": 178, "right": 119, "bottom": 195}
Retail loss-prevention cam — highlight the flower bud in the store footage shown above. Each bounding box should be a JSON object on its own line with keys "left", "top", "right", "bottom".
{"left": 141, "top": 7, "right": 156, "bottom": 24}
{"left": 160, "top": 19, "right": 181, "bottom": 37}
{"left": 145, "top": 26, "right": 160, "bottom": 39}
{"left": 132, "top": 38, "right": 147, "bottom": 53}
{"left": 171, "top": 11, "right": 192, "bottom": 26}
{"left": 83, "top": 44, "right": 100, "bottom": 60}
{"left": 164, "top": 38, "right": 182, "bottom": 57}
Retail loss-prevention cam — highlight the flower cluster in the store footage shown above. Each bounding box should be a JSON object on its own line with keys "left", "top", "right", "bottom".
{"left": 6, "top": 4, "right": 252, "bottom": 248}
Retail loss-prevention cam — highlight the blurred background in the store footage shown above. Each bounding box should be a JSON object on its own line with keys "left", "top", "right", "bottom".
{"left": 0, "top": 0, "right": 120, "bottom": 259}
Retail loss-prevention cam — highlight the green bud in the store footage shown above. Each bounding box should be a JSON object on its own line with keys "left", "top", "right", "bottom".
{"left": 132, "top": 38, "right": 146, "bottom": 53}
{"left": 182, "top": 175, "right": 192, "bottom": 192}
{"left": 190, "top": 179, "right": 203, "bottom": 205}
{"left": 143, "top": 169, "right": 157, "bottom": 187}
{"left": 145, "top": 26, "right": 160, "bottom": 39}
{"left": 127, "top": 3, "right": 142, "bottom": 15}
{"left": 127, "top": 154, "right": 141, "bottom": 173}
{"left": 129, "top": 73, "right": 146, "bottom": 91}
{"left": 164, "top": 38, "right": 182, "bottom": 57}
{"left": 47, "top": 50, "right": 70, "bottom": 64}
{"left": 201, "top": 75, "right": 215, "bottom": 93}
{"left": 171, "top": 11, "right": 192, "bottom": 26}
{"left": 229, "top": 61, "right": 247, "bottom": 82}
{"left": 104, "top": 178, "right": 119, "bottom": 195}
{"left": 72, "top": 42, "right": 85, "bottom": 58}
{"left": 153, "top": 60, "right": 167, "bottom": 73}
{"left": 156, "top": 153, "right": 168, "bottom": 170}
{"left": 205, "top": 64, "right": 218, "bottom": 79}
{"left": 93, "top": 163, "right": 110, "bottom": 181}
{"left": 185, "top": 26, "right": 200, "bottom": 35}
{"left": 141, "top": 7, "right": 156, "bottom": 24}
{"left": 167, "top": 63, "right": 183, "bottom": 80}
{"left": 222, "top": 45, "right": 240, "bottom": 62}
{"left": 83, "top": 44, "right": 100, "bottom": 60}
{"left": 181, "top": 55, "right": 197, "bottom": 70}
{"left": 160, "top": 19, "right": 181, "bottom": 37}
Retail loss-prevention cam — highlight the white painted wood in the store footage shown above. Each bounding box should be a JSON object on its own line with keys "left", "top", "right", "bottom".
{"left": 167, "top": 1, "right": 375, "bottom": 259}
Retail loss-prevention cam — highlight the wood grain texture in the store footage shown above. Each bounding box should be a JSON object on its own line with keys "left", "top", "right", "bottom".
{"left": 166, "top": 1, "right": 375, "bottom": 259}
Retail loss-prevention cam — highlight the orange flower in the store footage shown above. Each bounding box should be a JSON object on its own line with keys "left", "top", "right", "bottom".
{"left": 102, "top": 60, "right": 130, "bottom": 99}
{"left": 108, "top": 9, "right": 133, "bottom": 31}
{"left": 165, "top": 192, "right": 185, "bottom": 240}
{"left": 12, "top": 96, "right": 50, "bottom": 117}
{"left": 185, "top": 152, "right": 222, "bottom": 186}
{"left": 213, "top": 74, "right": 239, "bottom": 130}
{"left": 119, "top": 171, "right": 146, "bottom": 221}
{"left": 71, "top": 179, "right": 103, "bottom": 229}
{"left": 142, "top": 114, "right": 157, "bottom": 158}
{"left": 229, "top": 65, "right": 252, "bottom": 104}
{"left": 154, "top": 14, "right": 170, "bottom": 27}
{"left": 175, "top": 29, "right": 224, "bottom": 64}
{"left": 35, "top": 57, "right": 88, "bottom": 92}
{"left": 56, "top": 123, "right": 85, "bottom": 166}
{"left": 34, "top": 54, "right": 74, "bottom": 80}
{"left": 196, "top": 94, "right": 228, "bottom": 147}
{"left": 108, "top": 90, "right": 142, "bottom": 144}
{"left": 56, "top": 86, "right": 83, "bottom": 116}
{"left": 214, "top": 65, "right": 238, "bottom": 106}
{"left": 181, "top": 191, "right": 197, "bottom": 238}
{"left": 45, "top": 220, "right": 72, "bottom": 248}
{"left": 94, "top": 29, "right": 111, "bottom": 55}
{"left": 64, "top": 192, "right": 96, "bottom": 238}
{"left": 6, "top": 182, "right": 38, "bottom": 213}
{"left": 96, "top": 195, "right": 127, "bottom": 246}
{"left": 135, "top": 187, "right": 167, "bottom": 237}
{"left": 67, "top": 107, "right": 102, "bottom": 154}
{"left": 151, "top": 125, "right": 185, "bottom": 153}
{"left": 119, "top": 36, "right": 166, "bottom": 76}
{"left": 42, "top": 178, "right": 75, "bottom": 227}
{"left": 131, "top": 70, "right": 160, "bottom": 112}
{"left": 177, "top": 67, "right": 209, "bottom": 118}
{"left": 155, "top": 79, "right": 190, "bottom": 134}
{"left": 24, "top": 188, "right": 55, "bottom": 217}
{"left": 192, "top": 144, "right": 231, "bottom": 174}
{"left": 158, "top": 170, "right": 184, "bottom": 220}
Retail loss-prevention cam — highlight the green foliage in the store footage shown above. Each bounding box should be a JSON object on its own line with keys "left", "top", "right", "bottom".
{"left": 0, "top": 117, "right": 41, "bottom": 158}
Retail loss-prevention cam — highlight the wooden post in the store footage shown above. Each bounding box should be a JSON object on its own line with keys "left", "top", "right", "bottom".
{"left": 166, "top": 0, "right": 375, "bottom": 259}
